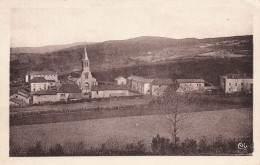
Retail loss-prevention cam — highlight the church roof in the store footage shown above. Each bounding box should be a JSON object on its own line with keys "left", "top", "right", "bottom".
{"left": 82, "top": 47, "right": 89, "bottom": 61}
{"left": 92, "top": 85, "right": 129, "bottom": 91}
{"left": 57, "top": 84, "right": 82, "bottom": 93}
{"left": 31, "top": 77, "right": 47, "bottom": 83}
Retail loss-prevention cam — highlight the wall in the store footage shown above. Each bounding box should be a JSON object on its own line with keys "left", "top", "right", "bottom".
{"left": 130, "top": 80, "right": 151, "bottom": 94}
{"left": 32, "top": 94, "right": 59, "bottom": 104}
{"left": 91, "top": 90, "right": 128, "bottom": 98}
{"left": 179, "top": 82, "right": 205, "bottom": 92}
{"left": 57, "top": 93, "right": 70, "bottom": 101}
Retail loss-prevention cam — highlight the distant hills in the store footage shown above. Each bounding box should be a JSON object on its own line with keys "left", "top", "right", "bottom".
{"left": 10, "top": 35, "right": 253, "bottom": 82}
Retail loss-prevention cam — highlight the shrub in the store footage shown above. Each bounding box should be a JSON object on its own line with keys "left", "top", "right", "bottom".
{"left": 197, "top": 136, "right": 210, "bottom": 154}
{"left": 151, "top": 134, "right": 172, "bottom": 155}
{"left": 48, "top": 143, "right": 66, "bottom": 156}
{"left": 181, "top": 138, "right": 197, "bottom": 154}
{"left": 27, "top": 141, "right": 45, "bottom": 156}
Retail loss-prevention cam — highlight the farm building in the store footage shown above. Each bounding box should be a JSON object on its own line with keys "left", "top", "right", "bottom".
{"left": 220, "top": 74, "right": 253, "bottom": 93}
{"left": 150, "top": 78, "right": 173, "bottom": 96}
{"left": 30, "top": 77, "right": 49, "bottom": 92}
{"left": 10, "top": 88, "right": 31, "bottom": 105}
{"left": 115, "top": 76, "right": 127, "bottom": 85}
{"left": 57, "top": 84, "right": 82, "bottom": 101}
{"left": 174, "top": 79, "right": 205, "bottom": 93}
{"left": 25, "top": 71, "right": 58, "bottom": 83}
{"left": 32, "top": 90, "right": 58, "bottom": 104}
{"left": 127, "top": 76, "right": 153, "bottom": 95}
{"left": 91, "top": 85, "right": 129, "bottom": 98}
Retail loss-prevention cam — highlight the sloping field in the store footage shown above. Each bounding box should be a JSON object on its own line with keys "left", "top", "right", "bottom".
{"left": 10, "top": 108, "right": 252, "bottom": 151}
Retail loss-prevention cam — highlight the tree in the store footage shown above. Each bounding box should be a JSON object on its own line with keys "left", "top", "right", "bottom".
{"left": 151, "top": 89, "right": 195, "bottom": 146}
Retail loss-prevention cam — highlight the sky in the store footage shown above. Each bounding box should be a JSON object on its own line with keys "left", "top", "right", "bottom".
{"left": 10, "top": 0, "right": 253, "bottom": 47}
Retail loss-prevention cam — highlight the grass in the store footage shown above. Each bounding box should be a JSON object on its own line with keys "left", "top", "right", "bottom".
{"left": 10, "top": 108, "right": 252, "bottom": 151}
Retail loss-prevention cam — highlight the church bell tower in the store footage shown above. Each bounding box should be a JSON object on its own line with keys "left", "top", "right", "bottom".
{"left": 82, "top": 47, "right": 90, "bottom": 72}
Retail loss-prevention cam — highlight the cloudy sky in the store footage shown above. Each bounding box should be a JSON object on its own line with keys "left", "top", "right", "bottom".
{"left": 10, "top": 0, "right": 253, "bottom": 47}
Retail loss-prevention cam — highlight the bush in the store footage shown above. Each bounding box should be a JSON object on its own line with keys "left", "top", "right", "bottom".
{"left": 27, "top": 141, "right": 45, "bottom": 156}
{"left": 48, "top": 143, "right": 66, "bottom": 156}
{"left": 197, "top": 136, "right": 210, "bottom": 154}
{"left": 181, "top": 138, "right": 197, "bottom": 154}
{"left": 151, "top": 134, "right": 172, "bottom": 155}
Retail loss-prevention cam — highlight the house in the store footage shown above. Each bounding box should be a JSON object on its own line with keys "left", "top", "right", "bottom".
{"left": 220, "top": 74, "right": 253, "bottom": 93}
{"left": 174, "top": 79, "right": 205, "bottom": 93}
{"left": 10, "top": 98, "right": 25, "bottom": 107}
{"left": 91, "top": 85, "right": 129, "bottom": 98}
{"left": 127, "top": 76, "right": 154, "bottom": 94}
{"left": 68, "top": 47, "right": 98, "bottom": 94}
{"left": 150, "top": 78, "right": 173, "bottom": 96}
{"left": 115, "top": 76, "right": 127, "bottom": 85}
{"left": 57, "top": 84, "right": 82, "bottom": 101}
{"left": 30, "top": 77, "right": 49, "bottom": 92}
{"left": 25, "top": 71, "right": 59, "bottom": 84}
{"left": 32, "top": 90, "right": 58, "bottom": 104}
{"left": 10, "top": 88, "right": 31, "bottom": 105}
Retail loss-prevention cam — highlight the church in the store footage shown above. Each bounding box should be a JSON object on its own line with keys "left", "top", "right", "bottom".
{"left": 68, "top": 47, "right": 98, "bottom": 93}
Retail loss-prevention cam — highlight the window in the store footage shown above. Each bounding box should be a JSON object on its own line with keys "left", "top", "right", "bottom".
{"left": 61, "top": 94, "right": 65, "bottom": 97}
{"left": 235, "top": 83, "right": 237, "bottom": 86}
{"left": 44, "top": 83, "right": 46, "bottom": 89}
{"left": 159, "top": 85, "right": 161, "bottom": 87}
{"left": 229, "top": 83, "right": 231, "bottom": 86}
{"left": 97, "top": 91, "right": 99, "bottom": 94}
{"left": 241, "top": 83, "right": 244, "bottom": 86}
{"left": 34, "top": 88, "right": 36, "bottom": 92}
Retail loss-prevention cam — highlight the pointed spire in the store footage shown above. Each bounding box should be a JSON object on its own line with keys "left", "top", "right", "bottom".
{"left": 83, "top": 47, "right": 89, "bottom": 61}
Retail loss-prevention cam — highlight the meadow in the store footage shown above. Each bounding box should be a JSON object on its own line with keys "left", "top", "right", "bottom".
{"left": 10, "top": 108, "right": 252, "bottom": 152}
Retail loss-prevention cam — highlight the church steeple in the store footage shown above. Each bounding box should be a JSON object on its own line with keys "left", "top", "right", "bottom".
{"left": 82, "top": 47, "right": 89, "bottom": 72}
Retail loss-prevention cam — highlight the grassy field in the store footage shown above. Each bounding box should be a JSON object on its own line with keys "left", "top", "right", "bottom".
{"left": 10, "top": 108, "right": 252, "bottom": 151}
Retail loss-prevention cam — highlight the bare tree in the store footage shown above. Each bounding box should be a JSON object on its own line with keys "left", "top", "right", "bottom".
{"left": 151, "top": 88, "right": 195, "bottom": 146}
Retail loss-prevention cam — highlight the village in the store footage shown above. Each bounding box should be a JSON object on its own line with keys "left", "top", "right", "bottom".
{"left": 9, "top": 47, "right": 253, "bottom": 107}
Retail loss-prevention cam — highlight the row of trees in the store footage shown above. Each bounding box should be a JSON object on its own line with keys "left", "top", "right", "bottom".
{"left": 10, "top": 133, "right": 253, "bottom": 156}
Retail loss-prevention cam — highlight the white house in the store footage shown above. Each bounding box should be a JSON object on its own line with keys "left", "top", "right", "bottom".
{"left": 91, "top": 85, "right": 129, "bottom": 98}
{"left": 30, "top": 77, "right": 49, "bottom": 92}
{"left": 220, "top": 74, "right": 253, "bottom": 93}
{"left": 115, "top": 76, "right": 127, "bottom": 85}
{"left": 127, "top": 76, "right": 153, "bottom": 95}
{"left": 174, "top": 79, "right": 205, "bottom": 93}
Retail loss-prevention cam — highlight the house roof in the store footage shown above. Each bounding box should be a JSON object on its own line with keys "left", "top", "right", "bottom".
{"left": 69, "top": 72, "right": 81, "bottom": 78}
{"left": 151, "top": 78, "right": 173, "bottom": 85}
{"left": 27, "top": 71, "right": 57, "bottom": 75}
{"left": 33, "top": 90, "right": 57, "bottom": 95}
{"left": 57, "top": 84, "right": 82, "bottom": 93}
{"left": 127, "top": 76, "right": 154, "bottom": 83}
{"left": 92, "top": 85, "right": 129, "bottom": 91}
{"left": 30, "top": 77, "right": 47, "bottom": 83}
{"left": 176, "top": 79, "right": 205, "bottom": 84}
{"left": 18, "top": 89, "right": 30, "bottom": 98}
{"left": 220, "top": 73, "right": 252, "bottom": 79}
{"left": 10, "top": 98, "right": 24, "bottom": 105}
{"left": 115, "top": 76, "right": 126, "bottom": 80}
{"left": 47, "top": 80, "right": 56, "bottom": 82}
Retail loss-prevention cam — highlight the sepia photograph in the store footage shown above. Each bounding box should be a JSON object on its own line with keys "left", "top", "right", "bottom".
{"left": 5, "top": 0, "right": 257, "bottom": 159}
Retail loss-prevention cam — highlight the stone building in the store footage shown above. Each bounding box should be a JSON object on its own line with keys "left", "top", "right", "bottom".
{"left": 32, "top": 90, "right": 58, "bottom": 104}
{"left": 220, "top": 74, "right": 253, "bottom": 93}
{"left": 150, "top": 78, "right": 173, "bottom": 96}
{"left": 127, "top": 76, "right": 153, "bottom": 95}
{"left": 57, "top": 84, "right": 82, "bottom": 101}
